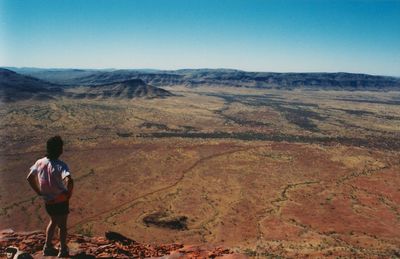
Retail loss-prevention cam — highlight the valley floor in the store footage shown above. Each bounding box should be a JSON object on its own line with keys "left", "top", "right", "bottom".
{"left": 1, "top": 87, "right": 399, "bottom": 257}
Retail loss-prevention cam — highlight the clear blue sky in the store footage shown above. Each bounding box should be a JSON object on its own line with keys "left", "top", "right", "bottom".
{"left": 1, "top": 0, "right": 400, "bottom": 75}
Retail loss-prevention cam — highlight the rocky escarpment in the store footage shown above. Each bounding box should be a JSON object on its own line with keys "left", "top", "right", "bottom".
{"left": 9, "top": 67, "right": 400, "bottom": 91}
{"left": 0, "top": 229, "right": 240, "bottom": 258}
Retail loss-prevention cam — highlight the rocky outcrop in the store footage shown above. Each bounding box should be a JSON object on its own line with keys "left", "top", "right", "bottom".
{"left": 0, "top": 229, "right": 240, "bottom": 258}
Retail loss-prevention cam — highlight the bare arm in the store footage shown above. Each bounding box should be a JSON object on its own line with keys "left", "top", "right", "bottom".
{"left": 64, "top": 175, "right": 74, "bottom": 198}
{"left": 27, "top": 174, "right": 41, "bottom": 196}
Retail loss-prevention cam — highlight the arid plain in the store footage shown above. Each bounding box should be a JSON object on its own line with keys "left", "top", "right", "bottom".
{"left": 1, "top": 85, "right": 400, "bottom": 257}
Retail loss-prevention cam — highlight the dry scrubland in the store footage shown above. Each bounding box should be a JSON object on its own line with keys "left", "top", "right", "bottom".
{"left": 1, "top": 87, "right": 400, "bottom": 257}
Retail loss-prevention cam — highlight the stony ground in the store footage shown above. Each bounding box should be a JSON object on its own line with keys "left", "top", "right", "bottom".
{"left": 0, "top": 229, "right": 242, "bottom": 258}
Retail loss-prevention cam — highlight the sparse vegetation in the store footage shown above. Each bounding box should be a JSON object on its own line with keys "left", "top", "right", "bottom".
{"left": 1, "top": 84, "right": 399, "bottom": 257}
{"left": 76, "top": 225, "right": 94, "bottom": 237}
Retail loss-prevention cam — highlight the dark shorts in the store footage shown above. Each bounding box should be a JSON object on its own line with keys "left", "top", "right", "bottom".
{"left": 45, "top": 201, "right": 69, "bottom": 216}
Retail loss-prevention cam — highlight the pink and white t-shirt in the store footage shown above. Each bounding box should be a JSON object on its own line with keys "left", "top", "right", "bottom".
{"left": 28, "top": 157, "right": 71, "bottom": 202}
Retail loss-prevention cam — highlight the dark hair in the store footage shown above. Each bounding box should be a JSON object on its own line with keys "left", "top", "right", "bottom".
{"left": 46, "top": 136, "right": 63, "bottom": 160}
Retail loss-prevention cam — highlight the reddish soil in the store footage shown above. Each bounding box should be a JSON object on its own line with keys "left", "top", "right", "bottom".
{"left": 1, "top": 139, "right": 399, "bottom": 258}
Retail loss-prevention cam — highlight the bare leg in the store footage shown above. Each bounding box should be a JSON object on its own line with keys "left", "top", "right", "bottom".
{"left": 45, "top": 217, "right": 57, "bottom": 247}
{"left": 57, "top": 214, "right": 68, "bottom": 250}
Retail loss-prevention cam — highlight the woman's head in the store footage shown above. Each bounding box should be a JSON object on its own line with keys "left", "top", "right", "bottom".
{"left": 46, "top": 135, "right": 63, "bottom": 160}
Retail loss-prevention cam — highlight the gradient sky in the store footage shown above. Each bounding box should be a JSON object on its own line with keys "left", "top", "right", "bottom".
{"left": 1, "top": 0, "right": 400, "bottom": 75}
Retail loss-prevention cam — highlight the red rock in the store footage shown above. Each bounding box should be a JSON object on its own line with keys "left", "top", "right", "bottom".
{"left": 96, "top": 252, "right": 113, "bottom": 258}
{"left": 0, "top": 228, "right": 14, "bottom": 234}
{"left": 0, "top": 230, "right": 236, "bottom": 258}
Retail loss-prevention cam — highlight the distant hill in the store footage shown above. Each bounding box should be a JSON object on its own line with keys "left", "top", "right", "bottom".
{"left": 0, "top": 68, "right": 63, "bottom": 102}
{"left": 66, "top": 79, "right": 174, "bottom": 99}
{"left": 0, "top": 69, "right": 173, "bottom": 102}
{"left": 7, "top": 67, "right": 400, "bottom": 91}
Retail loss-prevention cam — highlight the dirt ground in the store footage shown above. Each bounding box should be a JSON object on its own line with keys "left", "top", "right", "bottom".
{"left": 1, "top": 87, "right": 399, "bottom": 257}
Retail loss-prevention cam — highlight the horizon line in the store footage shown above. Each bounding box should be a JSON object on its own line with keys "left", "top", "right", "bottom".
{"left": 2, "top": 66, "right": 399, "bottom": 78}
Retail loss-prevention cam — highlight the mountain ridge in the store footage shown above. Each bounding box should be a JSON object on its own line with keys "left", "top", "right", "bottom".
{"left": 67, "top": 78, "right": 174, "bottom": 99}
{"left": 0, "top": 68, "right": 64, "bottom": 102}
{"left": 6, "top": 67, "right": 400, "bottom": 90}
{"left": 0, "top": 69, "right": 174, "bottom": 102}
